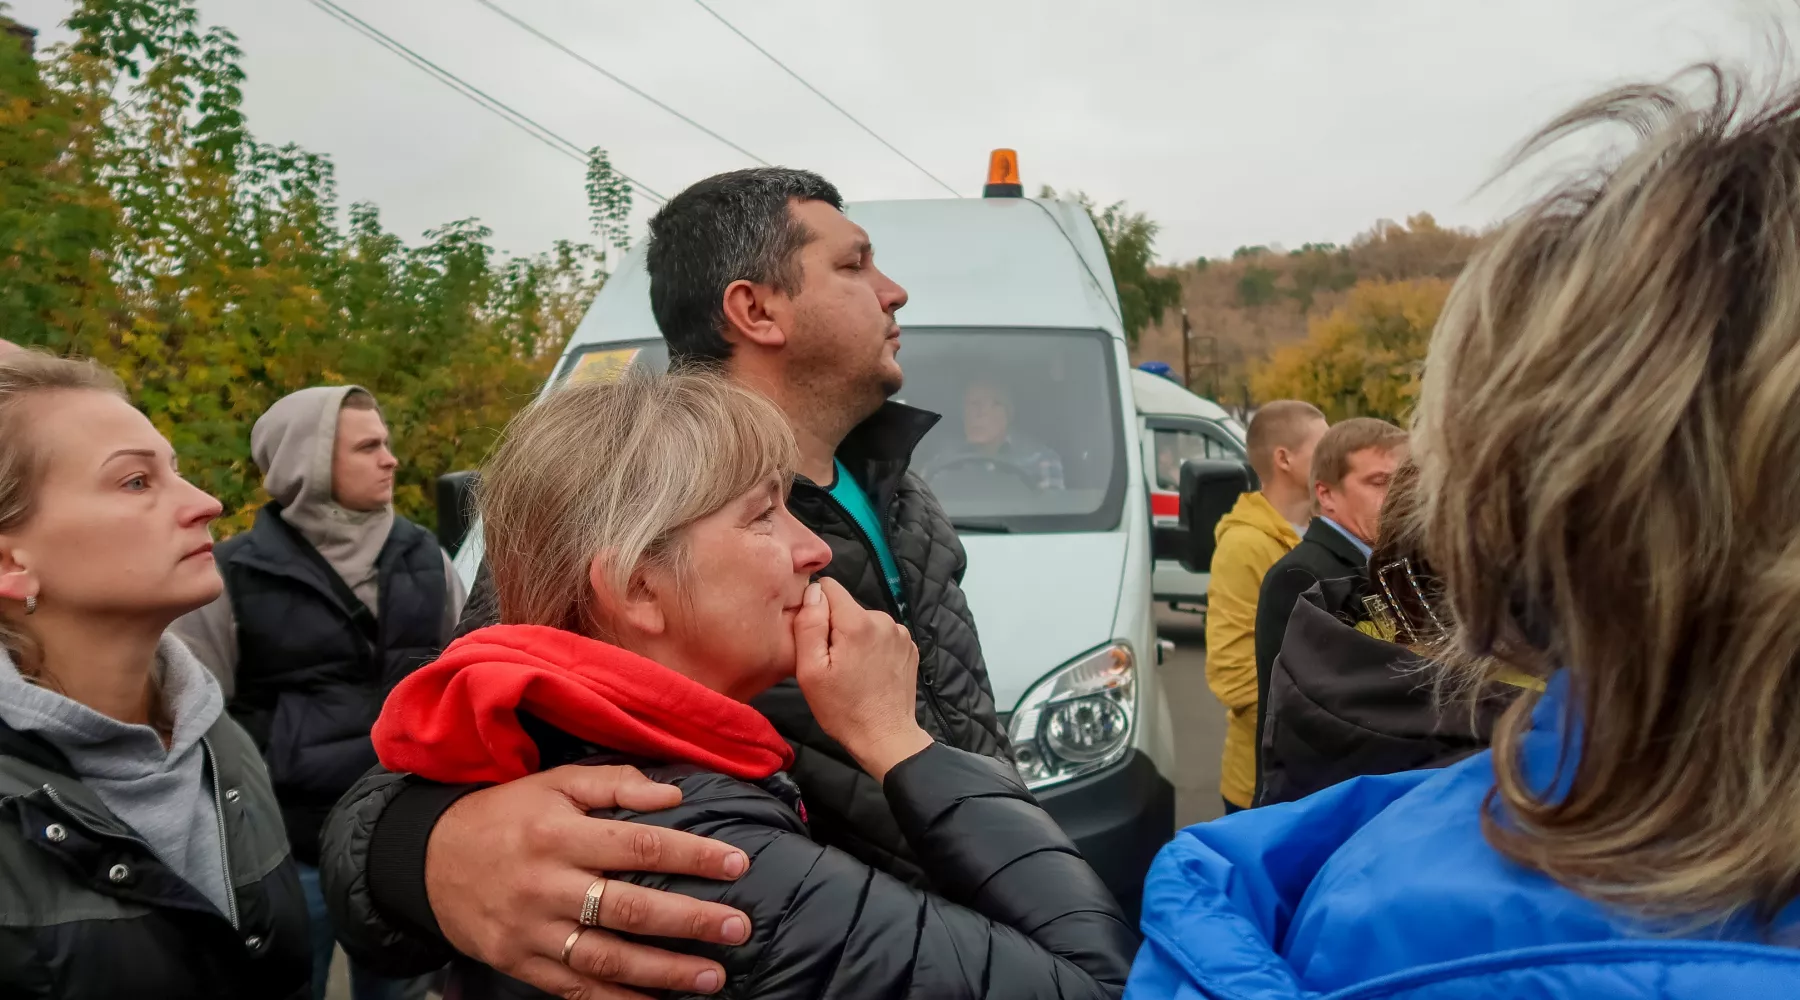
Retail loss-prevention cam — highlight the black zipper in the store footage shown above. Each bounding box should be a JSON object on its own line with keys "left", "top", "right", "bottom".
{"left": 883, "top": 492, "right": 955, "bottom": 741}
{"left": 842, "top": 492, "right": 906, "bottom": 623}
{"left": 805, "top": 477, "right": 956, "bottom": 739}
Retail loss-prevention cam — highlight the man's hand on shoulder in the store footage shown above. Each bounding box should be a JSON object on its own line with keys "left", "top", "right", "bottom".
{"left": 426, "top": 764, "right": 753, "bottom": 998}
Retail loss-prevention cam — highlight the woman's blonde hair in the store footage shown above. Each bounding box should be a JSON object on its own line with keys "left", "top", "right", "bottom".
{"left": 477, "top": 367, "right": 799, "bottom": 641}
{"left": 1415, "top": 63, "right": 1800, "bottom": 924}
{"left": 0, "top": 350, "right": 128, "bottom": 670}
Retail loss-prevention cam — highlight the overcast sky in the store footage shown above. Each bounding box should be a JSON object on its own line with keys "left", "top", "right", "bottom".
{"left": 9, "top": 0, "right": 1779, "bottom": 263}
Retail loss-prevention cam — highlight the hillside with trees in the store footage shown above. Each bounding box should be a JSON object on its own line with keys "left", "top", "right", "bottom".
{"left": 1131, "top": 214, "right": 1481, "bottom": 419}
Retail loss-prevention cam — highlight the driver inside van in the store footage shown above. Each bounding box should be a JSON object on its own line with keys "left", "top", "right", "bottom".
{"left": 1155, "top": 438, "right": 1183, "bottom": 491}
{"left": 925, "top": 378, "right": 1065, "bottom": 490}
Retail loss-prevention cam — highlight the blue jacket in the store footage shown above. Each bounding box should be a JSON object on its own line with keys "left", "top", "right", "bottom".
{"left": 1127, "top": 676, "right": 1800, "bottom": 999}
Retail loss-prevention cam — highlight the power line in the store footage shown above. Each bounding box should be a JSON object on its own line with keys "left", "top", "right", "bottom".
{"left": 306, "top": 0, "right": 663, "bottom": 201}
{"left": 690, "top": 0, "right": 961, "bottom": 198}
{"left": 303, "top": 0, "right": 665, "bottom": 202}
{"left": 471, "top": 0, "right": 769, "bottom": 168}
{"left": 306, "top": 0, "right": 574, "bottom": 164}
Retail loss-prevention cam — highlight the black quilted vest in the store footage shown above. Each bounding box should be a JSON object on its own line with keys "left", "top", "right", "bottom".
{"left": 753, "top": 401, "right": 1010, "bottom": 885}
{"left": 218, "top": 503, "right": 447, "bottom": 863}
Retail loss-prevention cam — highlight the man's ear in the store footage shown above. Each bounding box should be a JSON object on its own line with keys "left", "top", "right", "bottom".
{"left": 589, "top": 553, "right": 667, "bottom": 637}
{"left": 720, "top": 279, "right": 791, "bottom": 352}
{"left": 0, "top": 541, "right": 36, "bottom": 606}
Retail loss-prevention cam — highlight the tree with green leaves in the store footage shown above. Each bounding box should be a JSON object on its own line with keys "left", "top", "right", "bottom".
{"left": 1, "top": 0, "right": 629, "bottom": 533}
{"left": 0, "top": 16, "right": 119, "bottom": 354}
{"left": 1040, "top": 185, "right": 1182, "bottom": 345}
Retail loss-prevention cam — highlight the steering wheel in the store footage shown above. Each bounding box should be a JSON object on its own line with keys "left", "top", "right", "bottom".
{"left": 926, "top": 453, "right": 1044, "bottom": 492}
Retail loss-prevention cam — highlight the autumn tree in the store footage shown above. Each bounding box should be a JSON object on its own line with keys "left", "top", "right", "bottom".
{"left": 1132, "top": 216, "right": 1478, "bottom": 407}
{"left": 1250, "top": 278, "right": 1451, "bottom": 422}
{"left": 2, "top": 0, "right": 625, "bottom": 533}
{"left": 1350, "top": 212, "right": 1473, "bottom": 282}
{"left": 0, "top": 18, "right": 118, "bottom": 353}
{"left": 1040, "top": 185, "right": 1181, "bottom": 345}
{"left": 1284, "top": 244, "right": 1358, "bottom": 311}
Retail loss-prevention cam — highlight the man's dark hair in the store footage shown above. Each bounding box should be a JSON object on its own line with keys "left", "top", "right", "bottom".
{"left": 645, "top": 168, "right": 844, "bottom": 367}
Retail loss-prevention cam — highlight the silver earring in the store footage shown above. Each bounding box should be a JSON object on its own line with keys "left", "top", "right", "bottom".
{"left": 23, "top": 596, "right": 35, "bottom": 615}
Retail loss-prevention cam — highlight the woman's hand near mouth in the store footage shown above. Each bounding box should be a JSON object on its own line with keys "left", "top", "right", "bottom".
{"left": 793, "top": 578, "right": 932, "bottom": 782}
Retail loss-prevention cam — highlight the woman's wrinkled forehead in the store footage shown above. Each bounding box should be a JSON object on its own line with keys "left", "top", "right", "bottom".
{"left": 730, "top": 473, "right": 791, "bottom": 520}
{"left": 666, "top": 470, "right": 790, "bottom": 539}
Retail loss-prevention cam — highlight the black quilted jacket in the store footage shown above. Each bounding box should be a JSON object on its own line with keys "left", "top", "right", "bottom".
{"left": 323, "top": 726, "right": 1134, "bottom": 999}
{"left": 437, "top": 401, "right": 1010, "bottom": 885}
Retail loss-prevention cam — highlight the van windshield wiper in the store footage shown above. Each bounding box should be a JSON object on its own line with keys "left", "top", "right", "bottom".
{"left": 952, "top": 519, "right": 1012, "bottom": 534}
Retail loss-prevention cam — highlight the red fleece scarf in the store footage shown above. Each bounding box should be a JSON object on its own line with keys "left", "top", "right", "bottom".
{"left": 372, "top": 624, "right": 794, "bottom": 784}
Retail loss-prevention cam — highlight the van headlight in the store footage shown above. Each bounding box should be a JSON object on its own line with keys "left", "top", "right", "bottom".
{"left": 1007, "top": 642, "right": 1136, "bottom": 789}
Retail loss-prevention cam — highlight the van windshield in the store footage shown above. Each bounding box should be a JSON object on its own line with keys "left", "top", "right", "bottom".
{"left": 555, "top": 326, "right": 1125, "bottom": 534}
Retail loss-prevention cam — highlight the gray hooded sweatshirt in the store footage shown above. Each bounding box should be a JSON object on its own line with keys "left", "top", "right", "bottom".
{"left": 0, "top": 635, "right": 234, "bottom": 916}
{"left": 172, "top": 386, "right": 465, "bottom": 696}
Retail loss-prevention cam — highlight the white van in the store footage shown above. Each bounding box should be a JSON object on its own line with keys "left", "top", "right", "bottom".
{"left": 444, "top": 172, "right": 1189, "bottom": 917}
{"left": 1133, "top": 368, "right": 1248, "bottom": 609}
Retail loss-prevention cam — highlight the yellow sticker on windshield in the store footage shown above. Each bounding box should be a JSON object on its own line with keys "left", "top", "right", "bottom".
{"left": 568, "top": 348, "right": 641, "bottom": 386}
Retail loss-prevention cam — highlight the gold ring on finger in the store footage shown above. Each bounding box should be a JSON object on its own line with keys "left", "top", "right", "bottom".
{"left": 580, "top": 876, "right": 608, "bottom": 927}
{"left": 561, "top": 926, "right": 587, "bottom": 966}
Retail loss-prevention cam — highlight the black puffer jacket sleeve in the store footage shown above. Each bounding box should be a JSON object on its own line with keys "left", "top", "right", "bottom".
{"left": 457, "top": 742, "right": 1135, "bottom": 999}
{"left": 319, "top": 765, "right": 481, "bottom": 977}
{"left": 882, "top": 744, "right": 1130, "bottom": 980}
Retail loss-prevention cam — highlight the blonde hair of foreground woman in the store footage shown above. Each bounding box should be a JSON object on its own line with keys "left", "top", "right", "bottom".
{"left": 1415, "top": 62, "right": 1800, "bottom": 925}
{"left": 476, "top": 366, "right": 799, "bottom": 642}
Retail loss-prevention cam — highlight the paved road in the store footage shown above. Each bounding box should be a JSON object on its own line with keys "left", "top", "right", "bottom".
{"left": 1157, "top": 605, "right": 1228, "bottom": 829}
{"left": 324, "top": 607, "right": 1230, "bottom": 998}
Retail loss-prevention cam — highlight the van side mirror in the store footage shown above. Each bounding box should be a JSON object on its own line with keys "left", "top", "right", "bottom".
{"left": 1178, "top": 459, "right": 1258, "bottom": 573}
{"left": 436, "top": 470, "right": 479, "bottom": 553}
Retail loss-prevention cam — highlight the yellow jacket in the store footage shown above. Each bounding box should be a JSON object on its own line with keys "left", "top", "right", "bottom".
{"left": 1204, "top": 491, "right": 1301, "bottom": 808}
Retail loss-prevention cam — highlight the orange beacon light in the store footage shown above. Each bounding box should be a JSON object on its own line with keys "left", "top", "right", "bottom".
{"left": 984, "top": 148, "right": 1023, "bottom": 198}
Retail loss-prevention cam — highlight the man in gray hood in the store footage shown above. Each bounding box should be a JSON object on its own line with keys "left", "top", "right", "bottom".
{"left": 175, "top": 385, "right": 463, "bottom": 1000}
